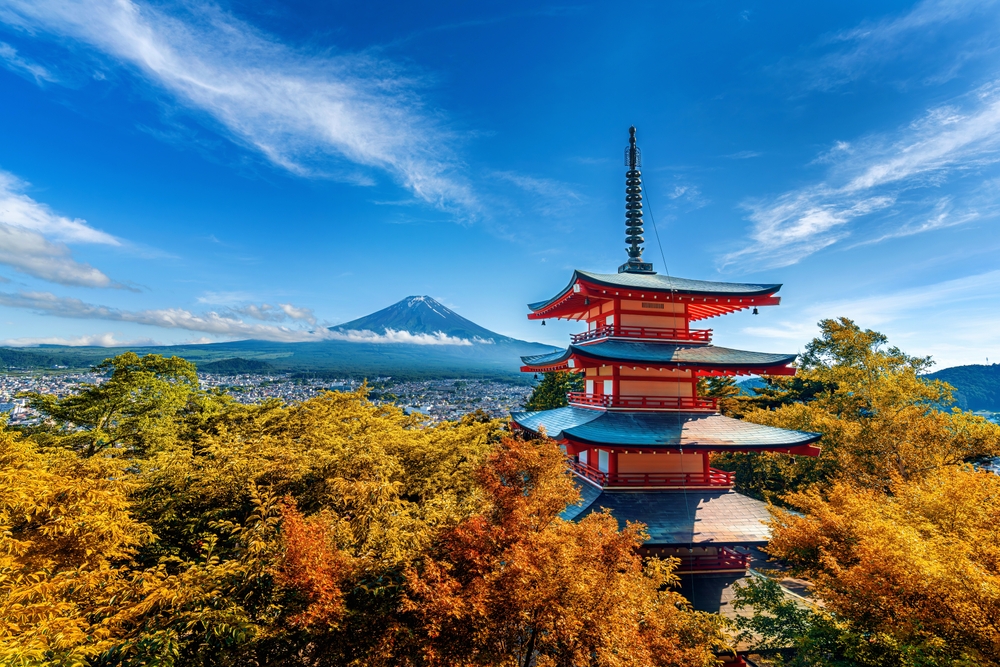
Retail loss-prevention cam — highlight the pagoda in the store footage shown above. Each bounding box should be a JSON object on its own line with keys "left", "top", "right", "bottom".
{"left": 510, "top": 127, "right": 820, "bottom": 612}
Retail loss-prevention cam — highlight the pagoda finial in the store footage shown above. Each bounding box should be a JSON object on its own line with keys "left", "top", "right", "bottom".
{"left": 619, "top": 126, "right": 655, "bottom": 274}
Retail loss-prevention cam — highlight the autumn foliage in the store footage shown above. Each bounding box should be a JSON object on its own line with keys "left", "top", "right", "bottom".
{"left": 714, "top": 318, "right": 1000, "bottom": 498}
{"left": 713, "top": 319, "right": 1000, "bottom": 666}
{"left": 0, "top": 354, "right": 722, "bottom": 666}
{"left": 274, "top": 498, "right": 354, "bottom": 630}
{"left": 402, "top": 436, "right": 722, "bottom": 667}
{"left": 764, "top": 467, "right": 1000, "bottom": 665}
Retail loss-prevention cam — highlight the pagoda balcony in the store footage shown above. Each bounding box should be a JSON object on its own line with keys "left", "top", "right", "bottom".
{"left": 642, "top": 546, "right": 751, "bottom": 574}
{"left": 570, "top": 324, "right": 712, "bottom": 345}
{"left": 567, "top": 458, "right": 735, "bottom": 489}
{"left": 567, "top": 392, "right": 718, "bottom": 412}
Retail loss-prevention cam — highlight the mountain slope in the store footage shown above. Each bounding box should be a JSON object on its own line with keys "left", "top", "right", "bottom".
{"left": 332, "top": 296, "right": 514, "bottom": 342}
{"left": 926, "top": 363, "right": 1000, "bottom": 411}
{"left": 1, "top": 296, "right": 555, "bottom": 380}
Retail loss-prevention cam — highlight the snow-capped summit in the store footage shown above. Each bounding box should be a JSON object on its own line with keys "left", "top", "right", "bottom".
{"left": 330, "top": 296, "right": 515, "bottom": 343}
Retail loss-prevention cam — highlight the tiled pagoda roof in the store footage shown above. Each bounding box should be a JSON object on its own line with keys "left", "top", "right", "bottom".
{"left": 521, "top": 341, "right": 797, "bottom": 371}
{"left": 562, "top": 483, "right": 772, "bottom": 545}
{"left": 511, "top": 406, "right": 820, "bottom": 451}
{"left": 528, "top": 270, "right": 781, "bottom": 313}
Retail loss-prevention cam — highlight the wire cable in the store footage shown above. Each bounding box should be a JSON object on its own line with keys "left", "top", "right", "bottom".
{"left": 645, "top": 172, "right": 697, "bottom": 605}
{"left": 644, "top": 180, "right": 670, "bottom": 279}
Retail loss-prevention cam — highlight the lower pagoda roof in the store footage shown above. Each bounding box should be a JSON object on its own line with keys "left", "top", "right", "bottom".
{"left": 562, "top": 483, "right": 772, "bottom": 545}
{"left": 520, "top": 341, "right": 797, "bottom": 374}
{"left": 512, "top": 406, "right": 821, "bottom": 452}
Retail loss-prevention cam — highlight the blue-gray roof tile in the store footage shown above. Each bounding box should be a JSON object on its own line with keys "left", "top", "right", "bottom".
{"left": 512, "top": 407, "right": 820, "bottom": 449}
{"left": 529, "top": 270, "right": 781, "bottom": 312}
{"left": 521, "top": 341, "right": 797, "bottom": 369}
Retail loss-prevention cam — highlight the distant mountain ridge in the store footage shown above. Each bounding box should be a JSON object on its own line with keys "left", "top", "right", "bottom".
{"left": 926, "top": 363, "right": 1000, "bottom": 412}
{"left": 332, "top": 296, "right": 515, "bottom": 343}
{"left": 0, "top": 296, "right": 554, "bottom": 380}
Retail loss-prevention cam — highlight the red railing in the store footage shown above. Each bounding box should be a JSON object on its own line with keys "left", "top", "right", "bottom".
{"left": 665, "top": 546, "right": 751, "bottom": 573}
{"left": 571, "top": 324, "right": 712, "bottom": 344}
{"left": 567, "top": 459, "right": 734, "bottom": 489}
{"left": 606, "top": 468, "right": 734, "bottom": 488}
{"left": 568, "top": 458, "right": 606, "bottom": 485}
{"left": 567, "top": 392, "right": 717, "bottom": 411}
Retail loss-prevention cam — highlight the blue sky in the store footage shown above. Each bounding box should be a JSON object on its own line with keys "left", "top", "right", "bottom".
{"left": 1, "top": 0, "right": 999, "bottom": 368}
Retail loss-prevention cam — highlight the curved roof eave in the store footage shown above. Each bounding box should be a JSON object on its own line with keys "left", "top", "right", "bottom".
{"left": 511, "top": 407, "right": 821, "bottom": 451}
{"left": 527, "top": 270, "right": 782, "bottom": 313}
{"left": 520, "top": 342, "right": 799, "bottom": 369}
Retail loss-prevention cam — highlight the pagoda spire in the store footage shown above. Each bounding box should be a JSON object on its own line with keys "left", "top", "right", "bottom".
{"left": 619, "top": 126, "right": 655, "bottom": 274}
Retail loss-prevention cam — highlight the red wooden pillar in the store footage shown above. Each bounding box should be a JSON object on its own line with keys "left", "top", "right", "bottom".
{"left": 701, "top": 451, "right": 711, "bottom": 482}
{"left": 609, "top": 450, "right": 619, "bottom": 481}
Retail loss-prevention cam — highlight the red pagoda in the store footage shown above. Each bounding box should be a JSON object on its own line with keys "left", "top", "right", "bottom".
{"left": 511, "top": 127, "right": 820, "bottom": 613}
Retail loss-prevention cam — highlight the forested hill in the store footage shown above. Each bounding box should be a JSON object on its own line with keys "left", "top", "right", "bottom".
{"left": 926, "top": 363, "right": 1000, "bottom": 411}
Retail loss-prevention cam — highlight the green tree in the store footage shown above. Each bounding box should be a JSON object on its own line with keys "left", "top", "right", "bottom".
{"left": 22, "top": 352, "right": 199, "bottom": 457}
{"left": 523, "top": 371, "right": 584, "bottom": 411}
{"left": 731, "top": 577, "right": 874, "bottom": 667}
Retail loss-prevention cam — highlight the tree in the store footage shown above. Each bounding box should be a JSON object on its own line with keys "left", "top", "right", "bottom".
{"left": 1, "top": 363, "right": 724, "bottom": 666}
{"left": 401, "top": 436, "right": 725, "bottom": 667}
{"left": 712, "top": 318, "right": 1000, "bottom": 499}
{"left": 523, "top": 371, "right": 584, "bottom": 411}
{"left": 751, "top": 466, "right": 1000, "bottom": 666}
{"left": 0, "top": 425, "right": 162, "bottom": 665}
{"left": 730, "top": 577, "right": 874, "bottom": 667}
{"left": 22, "top": 352, "right": 199, "bottom": 457}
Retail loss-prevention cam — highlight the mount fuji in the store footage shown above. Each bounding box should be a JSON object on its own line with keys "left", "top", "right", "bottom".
{"left": 1, "top": 296, "right": 554, "bottom": 379}
{"left": 330, "top": 296, "right": 516, "bottom": 343}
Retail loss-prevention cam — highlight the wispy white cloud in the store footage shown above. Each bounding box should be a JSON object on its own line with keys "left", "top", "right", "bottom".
{"left": 724, "top": 80, "right": 1000, "bottom": 268}
{"left": 741, "top": 269, "right": 1000, "bottom": 366}
{"left": 804, "top": 269, "right": 1000, "bottom": 328}
{"left": 229, "top": 302, "right": 317, "bottom": 325}
{"left": 0, "top": 41, "right": 56, "bottom": 83}
{"left": 196, "top": 290, "right": 254, "bottom": 305}
{"left": 0, "top": 0, "right": 475, "bottom": 211}
{"left": 791, "top": 0, "right": 1000, "bottom": 91}
{"left": 491, "top": 170, "right": 587, "bottom": 219}
{"left": 0, "top": 170, "right": 119, "bottom": 245}
{"left": 0, "top": 224, "right": 113, "bottom": 287}
{"left": 325, "top": 328, "right": 473, "bottom": 346}
{"left": 0, "top": 290, "right": 478, "bottom": 345}
{"left": 0, "top": 332, "right": 157, "bottom": 347}
{"left": 0, "top": 169, "right": 127, "bottom": 287}
{"left": 194, "top": 293, "right": 319, "bottom": 325}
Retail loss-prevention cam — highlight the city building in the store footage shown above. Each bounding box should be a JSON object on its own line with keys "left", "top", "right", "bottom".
{"left": 510, "top": 126, "right": 821, "bottom": 615}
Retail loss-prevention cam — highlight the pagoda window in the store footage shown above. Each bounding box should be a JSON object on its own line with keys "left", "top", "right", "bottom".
{"left": 578, "top": 450, "right": 588, "bottom": 466}
{"left": 603, "top": 379, "right": 614, "bottom": 396}
{"left": 620, "top": 312, "right": 685, "bottom": 328}
{"left": 618, "top": 452, "right": 703, "bottom": 474}
{"left": 605, "top": 314, "right": 614, "bottom": 326}
{"left": 620, "top": 380, "right": 692, "bottom": 397}
{"left": 585, "top": 379, "right": 594, "bottom": 394}
{"left": 598, "top": 450, "right": 610, "bottom": 474}
{"left": 620, "top": 300, "right": 683, "bottom": 313}
{"left": 620, "top": 367, "right": 690, "bottom": 378}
